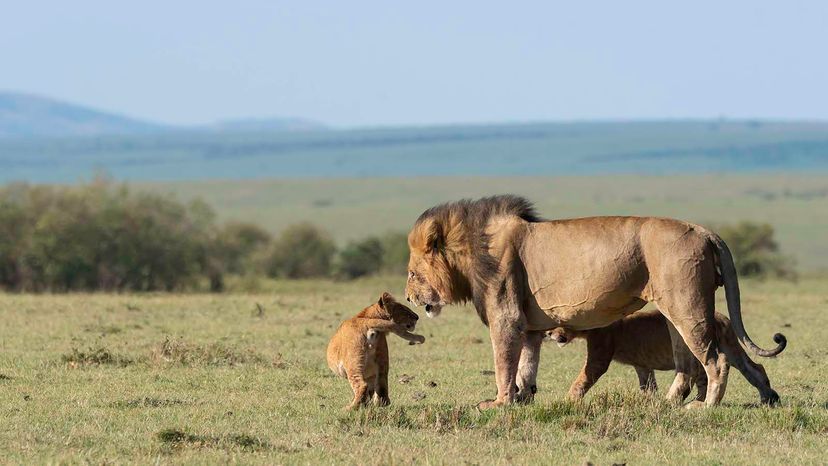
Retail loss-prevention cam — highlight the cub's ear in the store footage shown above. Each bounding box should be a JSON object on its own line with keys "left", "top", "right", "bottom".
{"left": 378, "top": 292, "right": 394, "bottom": 309}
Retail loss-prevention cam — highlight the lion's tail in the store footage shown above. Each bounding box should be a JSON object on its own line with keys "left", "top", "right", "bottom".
{"left": 703, "top": 228, "right": 787, "bottom": 358}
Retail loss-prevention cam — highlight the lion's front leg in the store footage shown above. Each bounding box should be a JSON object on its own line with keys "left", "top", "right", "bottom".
{"left": 477, "top": 313, "right": 525, "bottom": 410}
{"left": 515, "top": 330, "right": 544, "bottom": 404}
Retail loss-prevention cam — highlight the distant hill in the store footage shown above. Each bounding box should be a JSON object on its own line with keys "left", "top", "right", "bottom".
{"left": 0, "top": 92, "right": 327, "bottom": 138}
{"left": 1, "top": 119, "right": 827, "bottom": 183}
{"left": 207, "top": 117, "right": 327, "bottom": 133}
{"left": 0, "top": 92, "right": 166, "bottom": 138}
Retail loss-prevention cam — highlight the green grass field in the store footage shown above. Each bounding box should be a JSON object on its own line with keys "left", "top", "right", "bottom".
{"left": 1, "top": 276, "right": 826, "bottom": 464}
{"left": 149, "top": 174, "right": 828, "bottom": 270}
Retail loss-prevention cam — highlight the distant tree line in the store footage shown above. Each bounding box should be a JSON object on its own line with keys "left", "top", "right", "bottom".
{"left": 0, "top": 180, "right": 794, "bottom": 292}
{"left": 0, "top": 181, "right": 408, "bottom": 292}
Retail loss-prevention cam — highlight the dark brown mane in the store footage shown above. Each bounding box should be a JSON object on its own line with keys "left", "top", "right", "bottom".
{"left": 414, "top": 194, "right": 541, "bottom": 227}
{"left": 412, "top": 195, "right": 541, "bottom": 323}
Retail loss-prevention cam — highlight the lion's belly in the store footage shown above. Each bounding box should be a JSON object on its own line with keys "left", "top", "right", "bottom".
{"left": 525, "top": 294, "right": 646, "bottom": 331}
{"left": 521, "top": 219, "right": 650, "bottom": 331}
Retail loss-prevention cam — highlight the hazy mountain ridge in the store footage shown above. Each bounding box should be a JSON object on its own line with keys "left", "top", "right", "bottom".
{"left": 0, "top": 92, "right": 326, "bottom": 138}
{"left": 0, "top": 92, "right": 165, "bottom": 138}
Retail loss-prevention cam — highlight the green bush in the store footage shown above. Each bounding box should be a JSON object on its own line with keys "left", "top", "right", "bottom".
{"left": 336, "top": 237, "right": 384, "bottom": 279}
{"left": 0, "top": 181, "right": 214, "bottom": 291}
{"left": 718, "top": 222, "right": 796, "bottom": 279}
{"left": 265, "top": 223, "right": 336, "bottom": 279}
{"left": 206, "top": 222, "right": 272, "bottom": 291}
{"left": 379, "top": 231, "right": 409, "bottom": 275}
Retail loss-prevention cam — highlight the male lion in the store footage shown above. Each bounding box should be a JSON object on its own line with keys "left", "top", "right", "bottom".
{"left": 546, "top": 309, "right": 781, "bottom": 405}
{"left": 327, "top": 293, "right": 425, "bottom": 410}
{"left": 404, "top": 195, "right": 786, "bottom": 408}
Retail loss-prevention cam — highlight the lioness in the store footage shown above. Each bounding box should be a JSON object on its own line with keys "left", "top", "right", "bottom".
{"left": 327, "top": 292, "right": 425, "bottom": 410}
{"left": 404, "top": 195, "right": 786, "bottom": 408}
{"left": 546, "top": 309, "right": 781, "bottom": 405}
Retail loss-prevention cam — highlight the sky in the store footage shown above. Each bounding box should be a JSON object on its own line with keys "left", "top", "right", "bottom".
{"left": 1, "top": 1, "right": 827, "bottom": 127}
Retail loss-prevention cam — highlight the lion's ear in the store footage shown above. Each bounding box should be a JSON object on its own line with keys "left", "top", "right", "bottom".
{"left": 378, "top": 292, "right": 394, "bottom": 309}
{"left": 425, "top": 221, "right": 443, "bottom": 254}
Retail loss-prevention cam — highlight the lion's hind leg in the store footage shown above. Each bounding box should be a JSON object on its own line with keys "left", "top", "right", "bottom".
{"left": 660, "top": 297, "right": 729, "bottom": 407}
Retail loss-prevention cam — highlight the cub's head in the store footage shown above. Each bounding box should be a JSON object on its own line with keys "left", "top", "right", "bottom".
{"left": 545, "top": 327, "right": 579, "bottom": 347}
{"left": 405, "top": 218, "right": 453, "bottom": 318}
{"left": 378, "top": 292, "right": 419, "bottom": 331}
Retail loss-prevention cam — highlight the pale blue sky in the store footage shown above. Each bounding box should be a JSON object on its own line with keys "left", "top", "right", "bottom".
{"left": 2, "top": 1, "right": 826, "bottom": 127}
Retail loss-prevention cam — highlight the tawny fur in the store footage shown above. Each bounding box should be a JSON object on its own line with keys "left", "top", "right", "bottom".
{"left": 404, "top": 195, "right": 786, "bottom": 409}
{"left": 547, "top": 309, "right": 779, "bottom": 405}
{"left": 326, "top": 293, "right": 424, "bottom": 410}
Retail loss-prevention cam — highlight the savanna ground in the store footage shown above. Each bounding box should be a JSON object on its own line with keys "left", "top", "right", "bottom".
{"left": 1, "top": 276, "right": 826, "bottom": 464}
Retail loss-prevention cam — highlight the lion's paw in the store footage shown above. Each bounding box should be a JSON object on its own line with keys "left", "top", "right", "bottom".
{"left": 683, "top": 400, "right": 706, "bottom": 410}
{"left": 476, "top": 399, "right": 506, "bottom": 410}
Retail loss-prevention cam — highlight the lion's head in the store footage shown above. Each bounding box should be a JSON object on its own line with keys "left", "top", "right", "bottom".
{"left": 545, "top": 327, "right": 579, "bottom": 347}
{"left": 405, "top": 195, "right": 540, "bottom": 319}
{"left": 405, "top": 218, "right": 454, "bottom": 318}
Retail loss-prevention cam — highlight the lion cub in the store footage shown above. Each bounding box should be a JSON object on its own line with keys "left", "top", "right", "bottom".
{"left": 327, "top": 292, "right": 425, "bottom": 410}
{"left": 547, "top": 309, "right": 780, "bottom": 405}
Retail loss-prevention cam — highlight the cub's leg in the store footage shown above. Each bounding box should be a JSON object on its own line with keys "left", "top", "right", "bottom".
{"left": 721, "top": 338, "right": 779, "bottom": 405}
{"left": 634, "top": 366, "right": 657, "bottom": 393}
{"left": 665, "top": 323, "right": 697, "bottom": 402}
{"left": 346, "top": 374, "right": 372, "bottom": 410}
{"left": 375, "top": 336, "right": 391, "bottom": 406}
{"left": 568, "top": 333, "right": 613, "bottom": 401}
{"left": 691, "top": 359, "right": 708, "bottom": 402}
{"left": 516, "top": 330, "right": 545, "bottom": 404}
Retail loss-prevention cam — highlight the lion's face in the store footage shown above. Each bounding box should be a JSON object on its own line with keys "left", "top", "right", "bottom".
{"left": 545, "top": 327, "right": 577, "bottom": 347}
{"left": 405, "top": 220, "right": 453, "bottom": 318}
{"left": 405, "top": 253, "right": 448, "bottom": 318}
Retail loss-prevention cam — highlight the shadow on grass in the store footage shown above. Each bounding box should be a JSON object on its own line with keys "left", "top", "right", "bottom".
{"left": 157, "top": 428, "right": 277, "bottom": 453}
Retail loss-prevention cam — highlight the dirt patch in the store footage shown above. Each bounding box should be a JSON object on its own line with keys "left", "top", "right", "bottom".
{"left": 149, "top": 337, "right": 273, "bottom": 367}
{"left": 62, "top": 346, "right": 133, "bottom": 367}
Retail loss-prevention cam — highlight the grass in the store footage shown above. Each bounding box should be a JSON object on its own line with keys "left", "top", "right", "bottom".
{"left": 148, "top": 174, "right": 828, "bottom": 270}
{"left": 0, "top": 276, "right": 826, "bottom": 464}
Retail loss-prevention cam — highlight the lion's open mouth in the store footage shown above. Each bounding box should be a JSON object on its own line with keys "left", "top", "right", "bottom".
{"left": 425, "top": 304, "right": 442, "bottom": 318}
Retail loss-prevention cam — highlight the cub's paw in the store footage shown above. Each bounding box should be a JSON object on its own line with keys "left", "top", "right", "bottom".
{"left": 408, "top": 334, "right": 426, "bottom": 345}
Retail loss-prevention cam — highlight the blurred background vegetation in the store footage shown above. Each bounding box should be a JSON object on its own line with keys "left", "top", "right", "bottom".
{"left": 0, "top": 179, "right": 797, "bottom": 293}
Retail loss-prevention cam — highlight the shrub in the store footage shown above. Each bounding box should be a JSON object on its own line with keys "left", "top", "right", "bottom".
{"left": 336, "top": 236, "right": 384, "bottom": 279}
{"left": 205, "top": 222, "right": 272, "bottom": 291}
{"left": 379, "top": 231, "right": 410, "bottom": 275}
{"left": 717, "top": 222, "right": 796, "bottom": 279}
{"left": 0, "top": 181, "right": 215, "bottom": 291}
{"left": 265, "top": 223, "right": 336, "bottom": 278}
